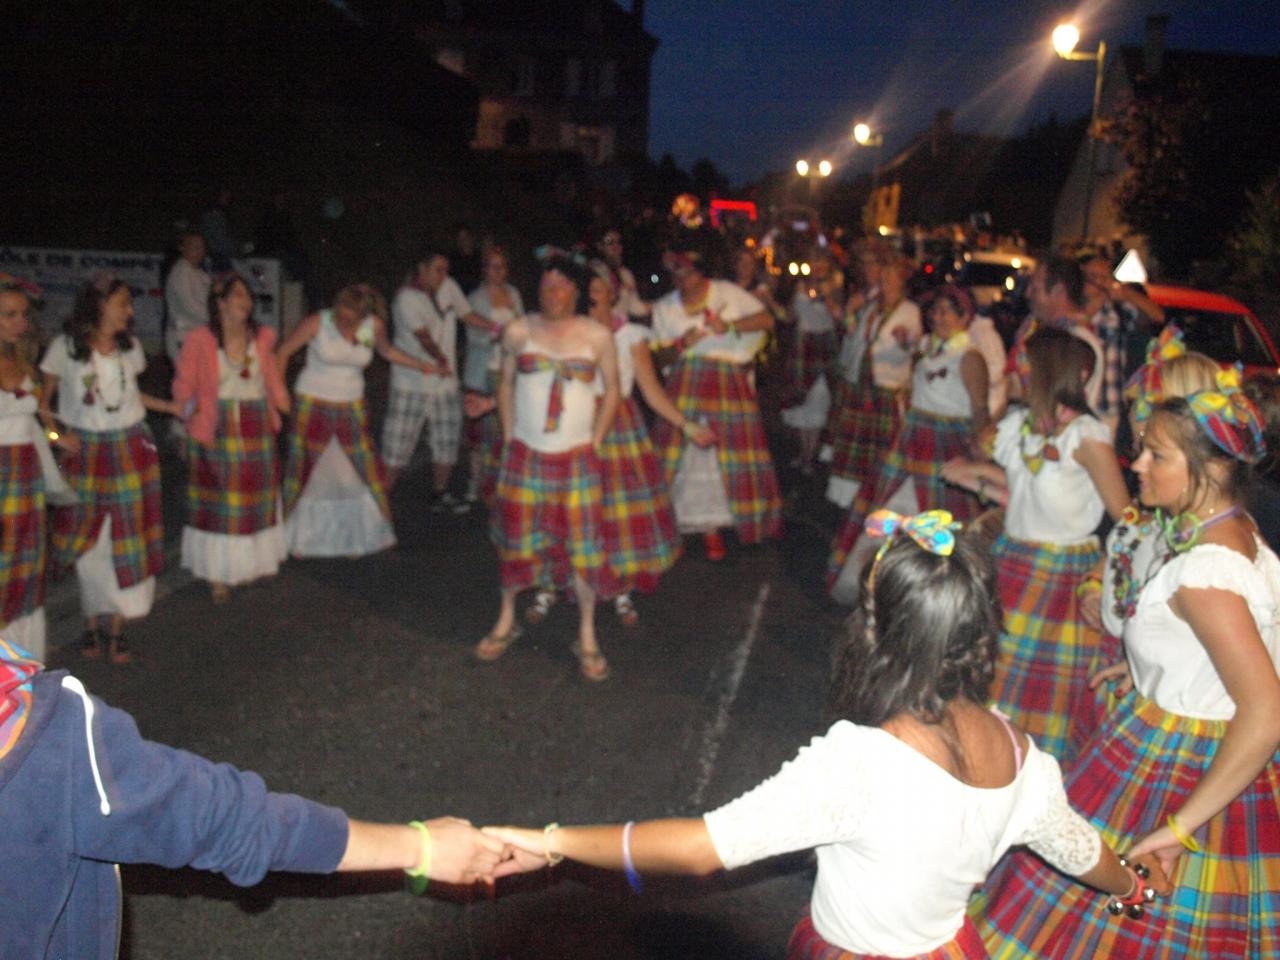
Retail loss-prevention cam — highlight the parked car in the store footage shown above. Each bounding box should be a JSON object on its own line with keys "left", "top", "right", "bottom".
{"left": 950, "top": 250, "right": 1036, "bottom": 310}
{"left": 1144, "top": 284, "right": 1280, "bottom": 376}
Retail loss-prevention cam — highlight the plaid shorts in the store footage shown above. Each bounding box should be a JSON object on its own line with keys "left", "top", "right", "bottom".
{"left": 381, "top": 387, "right": 462, "bottom": 468}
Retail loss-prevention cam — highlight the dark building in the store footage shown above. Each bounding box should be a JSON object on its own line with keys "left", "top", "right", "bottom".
{"left": 414, "top": 0, "right": 659, "bottom": 164}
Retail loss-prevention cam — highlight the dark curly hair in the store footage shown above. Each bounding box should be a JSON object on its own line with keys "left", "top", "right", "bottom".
{"left": 65, "top": 277, "right": 133, "bottom": 362}
{"left": 208, "top": 273, "right": 259, "bottom": 349}
{"left": 830, "top": 531, "right": 1000, "bottom": 730}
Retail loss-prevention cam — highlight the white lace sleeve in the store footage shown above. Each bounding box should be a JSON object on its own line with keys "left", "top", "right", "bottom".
{"left": 1017, "top": 749, "right": 1101, "bottom": 876}
{"left": 1171, "top": 546, "right": 1267, "bottom": 601}
{"left": 992, "top": 409, "right": 1023, "bottom": 471}
{"left": 1059, "top": 414, "right": 1112, "bottom": 459}
{"left": 702, "top": 722, "right": 873, "bottom": 871}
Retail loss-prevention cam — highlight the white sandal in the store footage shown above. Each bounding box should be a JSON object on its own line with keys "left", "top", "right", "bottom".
{"left": 614, "top": 593, "right": 639, "bottom": 627}
{"left": 525, "top": 590, "right": 558, "bottom": 624}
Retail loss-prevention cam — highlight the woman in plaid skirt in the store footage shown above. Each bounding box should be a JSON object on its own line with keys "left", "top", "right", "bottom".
{"left": 942, "top": 328, "right": 1128, "bottom": 765}
{"left": 40, "top": 276, "right": 180, "bottom": 664}
{"left": 780, "top": 248, "right": 842, "bottom": 476}
{"left": 825, "top": 250, "right": 922, "bottom": 508}
{"left": 0, "top": 279, "right": 76, "bottom": 661}
{"left": 173, "top": 274, "right": 289, "bottom": 600}
{"left": 978, "top": 377, "right": 1280, "bottom": 959}
{"left": 275, "top": 284, "right": 435, "bottom": 558}
{"left": 828, "top": 285, "right": 992, "bottom": 604}
{"left": 485, "top": 521, "right": 1167, "bottom": 958}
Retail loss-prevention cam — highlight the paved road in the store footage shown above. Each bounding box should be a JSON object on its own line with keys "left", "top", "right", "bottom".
{"left": 44, "top": 421, "right": 852, "bottom": 959}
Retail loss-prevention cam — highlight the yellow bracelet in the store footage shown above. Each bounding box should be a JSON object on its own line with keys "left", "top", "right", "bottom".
{"left": 1167, "top": 813, "right": 1202, "bottom": 853}
{"left": 1076, "top": 578, "right": 1102, "bottom": 598}
{"left": 406, "top": 820, "right": 434, "bottom": 879}
{"left": 543, "top": 822, "right": 565, "bottom": 867}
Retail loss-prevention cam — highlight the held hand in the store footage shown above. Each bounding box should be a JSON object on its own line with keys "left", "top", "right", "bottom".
{"left": 704, "top": 311, "right": 728, "bottom": 335}
{"left": 53, "top": 432, "right": 82, "bottom": 456}
{"left": 1079, "top": 588, "right": 1103, "bottom": 631}
{"left": 1129, "top": 851, "right": 1174, "bottom": 898}
{"left": 483, "top": 826, "right": 557, "bottom": 879}
{"left": 940, "top": 457, "right": 976, "bottom": 489}
{"left": 1131, "top": 829, "right": 1187, "bottom": 885}
{"left": 464, "top": 393, "right": 497, "bottom": 418}
{"left": 424, "top": 817, "right": 507, "bottom": 884}
{"left": 688, "top": 423, "right": 716, "bottom": 447}
{"left": 891, "top": 325, "right": 911, "bottom": 349}
{"left": 1089, "top": 661, "right": 1133, "bottom": 696}
{"left": 277, "top": 396, "right": 292, "bottom": 417}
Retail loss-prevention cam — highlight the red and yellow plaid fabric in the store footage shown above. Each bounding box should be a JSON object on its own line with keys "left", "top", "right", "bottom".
{"left": 0, "top": 444, "right": 46, "bottom": 625}
{"left": 978, "top": 695, "right": 1280, "bottom": 959}
{"left": 283, "top": 395, "right": 390, "bottom": 521}
{"left": 789, "top": 911, "right": 988, "bottom": 960}
{"left": 490, "top": 440, "right": 616, "bottom": 595}
{"left": 826, "top": 410, "right": 978, "bottom": 591}
{"left": 52, "top": 423, "right": 164, "bottom": 587}
{"left": 186, "top": 399, "right": 279, "bottom": 535}
{"left": 515, "top": 353, "right": 597, "bottom": 433}
{"left": 598, "top": 397, "right": 680, "bottom": 592}
{"left": 784, "top": 330, "right": 837, "bottom": 406}
{"left": 989, "top": 534, "right": 1103, "bottom": 767}
{"left": 827, "top": 375, "right": 901, "bottom": 490}
{"left": 651, "top": 356, "right": 782, "bottom": 544}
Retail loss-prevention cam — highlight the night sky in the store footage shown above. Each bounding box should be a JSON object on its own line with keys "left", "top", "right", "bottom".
{"left": 646, "top": 0, "right": 1280, "bottom": 186}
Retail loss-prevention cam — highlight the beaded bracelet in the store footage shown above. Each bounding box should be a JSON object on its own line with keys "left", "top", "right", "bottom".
{"left": 405, "top": 820, "right": 433, "bottom": 896}
{"left": 622, "top": 820, "right": 643, "bottom": 894}
{"left": 1167, "top": 813, "right": 1202, "bottom": 853}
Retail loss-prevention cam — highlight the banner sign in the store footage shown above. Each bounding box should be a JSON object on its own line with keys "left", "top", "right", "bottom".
{"left": 0, "top": 245, "right": 281, "bottom": 353}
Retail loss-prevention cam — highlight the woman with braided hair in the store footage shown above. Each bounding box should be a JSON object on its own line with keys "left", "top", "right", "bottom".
{"left": 485, "top": 510, "right": 1167, "bottom": 959}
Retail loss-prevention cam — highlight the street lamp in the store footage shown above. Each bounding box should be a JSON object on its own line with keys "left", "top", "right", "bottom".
{"left": 817, "top": 159, "right": 833, "bottom": 177}
{"left": 852, "top": 122, "right": 883, "bottom": 147}
{"left": 1053, "top": 21, "right": 1107, "bottom": 242}
{"left": 795, "top": 159, "right": 810, "bottom": 177}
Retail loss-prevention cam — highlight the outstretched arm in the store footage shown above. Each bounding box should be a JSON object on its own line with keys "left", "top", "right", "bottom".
{"left": 485, "top": 819, "right": 723, "bottom": 879}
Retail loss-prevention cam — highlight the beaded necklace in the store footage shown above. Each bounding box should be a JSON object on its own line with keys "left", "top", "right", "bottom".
{"left": 81, "top": 349, "right": 128, "bottom": 411}
{"left": 1018, "top": 410, "right": 1076, "bottom": 475}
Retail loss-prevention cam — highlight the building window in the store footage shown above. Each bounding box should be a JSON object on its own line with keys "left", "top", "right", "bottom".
{"left": 565, "top": 58, "right": 582, "bottom": 97}
{"left": 513, "top": 56, "right": 535, "bottom": 97}
{"left": 596, "top": 59, "right": 616, "bottom": 99}
{"left": 436, "top": 48, "right": 465, "bottom": 75}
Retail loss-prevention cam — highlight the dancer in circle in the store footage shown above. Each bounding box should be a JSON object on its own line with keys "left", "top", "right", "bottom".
{"left": 487, "top": 512, "right": 1167, "bottom": 959}
{"left": 825, "top": 249, "right": 921, "bottom": 508}
{"left": 477, "top": 257, "right": 620, "bottom": 680}
{"left": 40, "top": 276, "right": 178, "bottom": 664}
{"left": 0, "top": 279, "right": 75, "bottom": 660}
{"left": 464, "top": 247, "right": 524, "bottom": 506}
{"left": 173, "top": 273, "right": 289, "bottom": 601}
{"left": 780, "top": 248, "right": 842, "bottom": 476}
{"left": 650, "top": 238, "right": 781, "bottom": 561}
{"left": 828, "top": 285, "right": 990, "bottom": 604}
{"left": 979, "top": 373, "right": 1280, "bottom": 959}
{"left": 276, "top": 284, "right": 434, "bottom": 558}
{"left": 943, "top": 327, "right": 1127, "bottom": 764}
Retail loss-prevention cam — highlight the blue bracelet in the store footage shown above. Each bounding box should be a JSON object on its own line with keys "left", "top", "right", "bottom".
{"left": 622, "top": 820, "right": 643, "bottom": 894}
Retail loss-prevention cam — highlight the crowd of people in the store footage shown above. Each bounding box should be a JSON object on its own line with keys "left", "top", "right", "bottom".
{"left": 3, "top": 212, "right": 1280, "bottom": 958}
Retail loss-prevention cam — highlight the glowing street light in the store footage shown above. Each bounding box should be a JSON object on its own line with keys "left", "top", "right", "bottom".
{"left": 1052, "top": 22, "right": 1107, "bottom": 241}
{"left": 795, "top": 159, "right": 810, "bottom": 177}
{"left": 817, "top": 159, "right": 833, "bottom": 177}
{"left": 852, "top": 122, "right": 883, "bottom": 147}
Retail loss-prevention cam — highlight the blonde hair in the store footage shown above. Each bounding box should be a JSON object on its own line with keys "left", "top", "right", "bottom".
{"left": 1161, "top": 351, "right": 1219, "bottom": 400}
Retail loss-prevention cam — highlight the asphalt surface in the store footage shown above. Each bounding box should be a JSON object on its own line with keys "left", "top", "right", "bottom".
{"left": 42, "top": 397, "right": 853, "bottom": 959}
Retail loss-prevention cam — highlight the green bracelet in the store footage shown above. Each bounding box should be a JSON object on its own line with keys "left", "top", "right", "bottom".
{"left": 405, "top": 820, "right": 433, "bottom": 895}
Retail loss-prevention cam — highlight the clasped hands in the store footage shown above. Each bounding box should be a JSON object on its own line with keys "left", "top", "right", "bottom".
{"left": 416, "top": 821, "right": 559, "bottom": 885}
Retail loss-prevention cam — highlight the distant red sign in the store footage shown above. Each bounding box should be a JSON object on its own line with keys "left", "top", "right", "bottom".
{"left": 709, "top": 199, "right": 758, "bottom": 227}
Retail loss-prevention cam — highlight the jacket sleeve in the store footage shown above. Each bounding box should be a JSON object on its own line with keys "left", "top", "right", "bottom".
{"left": 70, "top": 691, "right": 349, "bottom": 886}
{"left": 172, "top": 328, "right": 206, "bottom": 409}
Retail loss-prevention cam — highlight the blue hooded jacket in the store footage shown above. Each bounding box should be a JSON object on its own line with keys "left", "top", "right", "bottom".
{"left": 0, "top": 645, "right": 348, "bottom": 959}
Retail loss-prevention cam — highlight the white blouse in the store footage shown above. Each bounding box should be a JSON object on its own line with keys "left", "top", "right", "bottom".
{"left": 41, "top": 334, "right": 147, "bottom": 431}
{"left": 0, "top": 377, "right": 39, "bottom": 445}
{"left": 465, "top": 283, "right": 524, "bottom": 392}
{"left": 295, "top": 311, "right": 374, "bottom": 403}
{"left": 1127, "top": 539, "right": 1280, "bottom": 719}
{"left": 838, "top": 299, "right": 922, "bottom": 390}
{"left": 790, "top": 288, "right": 837, "bottom": 335}
{"left": 613, "top": 322, "right": 652, "bottom": 399}
{"left": 912, "top": 340, "right": 977, "bottom": 419}
{"left": 512, "top": 340, "right": 598, "bottom": 453}
{"left": 217, "top": 341, "right": 265, "bottom": 401}
{"left": 651, "top": 280, "right": 765, "bottom": 366}
{"left": 703, "top": 720, "right": 1100, "bottom": 957}
{"left": 994, "top": 410, "right": 1111, "bottom": 544}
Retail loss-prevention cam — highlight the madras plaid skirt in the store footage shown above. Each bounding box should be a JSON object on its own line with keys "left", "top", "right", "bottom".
{"left": 651, "top": 356, "right": 782, "bottom": 544}
{"left": 978, "top": 695, "right": 1280, "bottom": 959}
{"left": 789, "top": 911, "right": 988, "bottom": 960}
{"left": 989, "top": 534, "right": 1103, "bottom": 766}
{"left": 0, "top": 444, "right": 45, "bottom": 625}
{"left": 785, "top": 331, "right": 837, "bottom": 406}
{"left": 52, "top": 422, "right": 164, "bottom": 588}
{"left": 187, "top": 399, "right": 279, "bottom": 536}
{"left": 826, "top": 410, "right": 978, "bottom": 590}
{"left": 598, "top": 398, "right": 680, "bottom": 592}
{"left": 828, "top": 375, "right": 901, "bottom": 488}
{"left": 490, "top": 440, "right": 616, "bottom": 595}
{"left": 283, "top": 395, "right": 391, "bottom": 521}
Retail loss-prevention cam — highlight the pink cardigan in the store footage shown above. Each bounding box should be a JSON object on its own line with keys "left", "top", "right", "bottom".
{"left": 173, "top": 326, "right": 289, "bottom": 445}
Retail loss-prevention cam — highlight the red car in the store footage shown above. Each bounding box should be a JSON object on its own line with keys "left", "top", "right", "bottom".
{"left": 1145, "top": 284, "right": 1280, "bottom": 376}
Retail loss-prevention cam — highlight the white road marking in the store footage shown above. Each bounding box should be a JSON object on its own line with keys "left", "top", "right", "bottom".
{"left": 689, "top": 580, "right": 771, "bottom": 806}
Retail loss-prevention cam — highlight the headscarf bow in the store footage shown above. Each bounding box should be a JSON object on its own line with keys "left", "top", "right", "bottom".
{"left": 1185, "top": 365, "right": 1266, "bottom": 464}
{"left": 864, "top": 509, "right": 961, "bottom": 585}
{"left": 1124, "top": 325, "right": 1185, "bottom": 423}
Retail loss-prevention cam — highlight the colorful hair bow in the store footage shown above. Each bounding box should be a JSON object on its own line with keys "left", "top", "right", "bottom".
{"left": 864, "top": 509, "right": 961, "bottom": 585}
{"left": 0, "top": 272, "right": 43, "bottom": 301}
{"left": 1184, "top": 364, "right": 1266, "bottom": 464}
{"left": 1124, "top": 325, "right": 1185, "bottom": 423}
